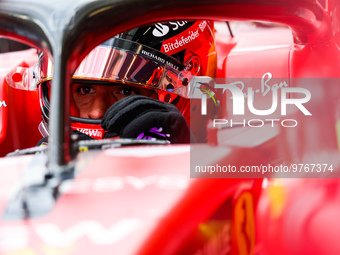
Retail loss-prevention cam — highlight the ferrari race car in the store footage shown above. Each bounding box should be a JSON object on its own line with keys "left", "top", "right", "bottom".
{"left": 0, "top": 0, "right": 339, "bottom": 254}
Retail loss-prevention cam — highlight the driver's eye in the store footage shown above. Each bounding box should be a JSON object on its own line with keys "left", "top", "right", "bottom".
{"left": 120, "top": 88, "right": 137, "bottom": 96}
{"left": 77, "top": 85, "right": 94, "bottom": 95}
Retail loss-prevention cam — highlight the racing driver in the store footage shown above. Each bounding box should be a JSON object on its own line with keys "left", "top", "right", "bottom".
{"left": 32, "top": 20, "right": 217, "bottom": 144}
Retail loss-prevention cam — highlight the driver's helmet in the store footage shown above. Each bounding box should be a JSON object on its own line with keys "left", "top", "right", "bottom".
{"left": 37, "top": 20, "right": 217, "bottom": 139}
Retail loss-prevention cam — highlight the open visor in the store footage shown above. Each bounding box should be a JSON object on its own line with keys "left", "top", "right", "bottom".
{"left": 7, "top": 38, "right": 200, "bottom": 99}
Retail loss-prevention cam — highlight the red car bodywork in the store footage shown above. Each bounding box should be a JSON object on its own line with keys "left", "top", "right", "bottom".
{"left": 0, "top": 0, "right": 339, "bottom": 254}
{"left": 0, "top": 49, "right": 41, "bottom": 155}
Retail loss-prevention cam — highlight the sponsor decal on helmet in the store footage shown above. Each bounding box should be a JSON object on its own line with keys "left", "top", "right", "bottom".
{"left": 71, "top": 123, "right": 105, "bottom": 139}
{"left": 76, "top": 128, "right": 103, "bottom": 138}
{"left": 140, "top": 48, "right": 181, "bottom": 70}
{"left": 153, "top": 23, "right": 170, "bottom": 37}
{"left": 141, "top": 50, "right": 166, "bottom": 64}
{"left": 152, "top": 21, "right": 188, "bottom": 37}
{"left": 163, "top": 30, "right": 200, "bottom": 53}
{"left": 161, "top": 21, "right": 208, "bottom": 55}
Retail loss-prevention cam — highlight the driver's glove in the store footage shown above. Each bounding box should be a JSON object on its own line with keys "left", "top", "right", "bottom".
{"left": 101, "top": 95, "right": 194, "bottom": 143}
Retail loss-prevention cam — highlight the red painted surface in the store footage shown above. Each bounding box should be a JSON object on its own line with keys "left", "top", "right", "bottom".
{"left": 0, "top": 0, "right": 340, "bottom": 254}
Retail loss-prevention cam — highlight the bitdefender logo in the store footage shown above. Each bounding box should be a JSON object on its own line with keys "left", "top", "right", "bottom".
{"left": 152, "top": 23, "right": 170, "bottom": 37}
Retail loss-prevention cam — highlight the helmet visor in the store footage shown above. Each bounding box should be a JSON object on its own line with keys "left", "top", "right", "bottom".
{"left": 36, "top": 38, "right": 194, "bottom": 99}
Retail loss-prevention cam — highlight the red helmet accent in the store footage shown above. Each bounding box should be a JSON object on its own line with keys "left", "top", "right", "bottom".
{"left": 71, "top": 122, "right": 105, "bottom": 139}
